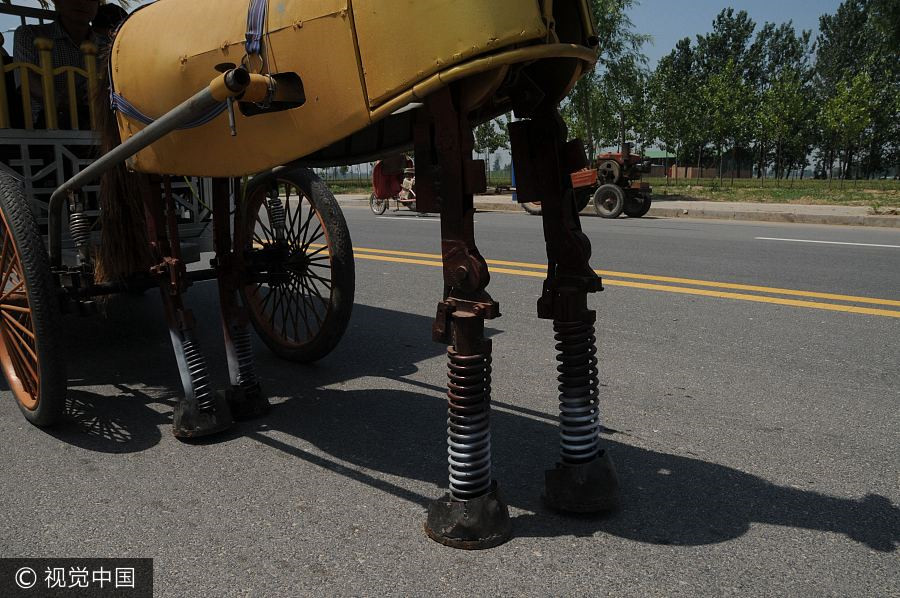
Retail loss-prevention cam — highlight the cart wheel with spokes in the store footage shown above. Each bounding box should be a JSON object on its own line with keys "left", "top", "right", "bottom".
{"left": 237, "top": 167, "right": 355, "bottom": 363}
{"left": 0, "top": 174, "right": 66, "bottom": 426}
{"left": 369, "top": 192, "right": 388, "bottom": 215}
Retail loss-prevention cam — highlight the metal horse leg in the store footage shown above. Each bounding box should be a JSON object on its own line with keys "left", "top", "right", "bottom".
{"left": 145, "top": 177, "right": 233, "bottom": 438}
{"left": 417, "top": 88, "right": 511, "bottom": 549}
{"left": 211, "top": 178, "right": 269, "bottom": 420}
{"left": 509, "top": 112, "right": 620, "bottom": 513}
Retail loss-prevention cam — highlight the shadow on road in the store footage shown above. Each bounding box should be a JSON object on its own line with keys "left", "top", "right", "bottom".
{"left": 32, "top": 289, "right": 900, "bottom": 552}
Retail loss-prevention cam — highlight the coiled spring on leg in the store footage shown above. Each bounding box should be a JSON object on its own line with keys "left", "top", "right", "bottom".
{"left": 231, "top": 326, "right": 258, "bottom": 392}
{"left": 554, "top": 320, "right": 600, "bottom": 464}
{"left": 69, "top": 210, "right": 92, "bottom": 262}
{"left": 266, "top": 190, "right": 286, "bottom": 238}
{"left": 182, "top": 337, "right": 215, "bottom": 412}
{"left": 446, "top": 349, "right": 493, "bottom": 501}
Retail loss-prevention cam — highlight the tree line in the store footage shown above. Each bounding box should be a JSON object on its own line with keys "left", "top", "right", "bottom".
{"left": 564, "top": 0, "right": 899, "bottom": 181}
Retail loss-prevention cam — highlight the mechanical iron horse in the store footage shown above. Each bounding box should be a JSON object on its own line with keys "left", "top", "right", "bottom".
{"left": 0, "top": 0, "right": 619, "bottom": 548}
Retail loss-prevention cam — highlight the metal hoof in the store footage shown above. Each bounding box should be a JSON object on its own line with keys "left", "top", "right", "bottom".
{"left": 226, "top": 384, "right": 271, "bottom": 421}
{"left": 424, "top": 481, "right": 512, "bottom": 549}
{"left": 172, "top": 391, "right": 234, "bottom": 439}
{"left": 543, "top": 450, "right": 620, "bottom": 514}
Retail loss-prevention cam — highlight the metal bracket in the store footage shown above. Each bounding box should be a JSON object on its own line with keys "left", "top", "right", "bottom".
{"left": 150, "top": 256, "right": 189, "bottom": 295}
{"left": 433, "top": 297, "right": 500, "bottom": 344}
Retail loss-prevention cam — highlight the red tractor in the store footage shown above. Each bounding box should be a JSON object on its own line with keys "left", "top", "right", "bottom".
{"left": 571, "top": 144, "right": 653, "bottom": 218}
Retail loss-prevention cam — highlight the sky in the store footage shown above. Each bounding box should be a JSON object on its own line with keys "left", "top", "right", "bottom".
{"left": 630, "top": 0, "right": 843, "bottom": 67}
{"left": 4, "top": 0, "right": 845, "bottom": 59}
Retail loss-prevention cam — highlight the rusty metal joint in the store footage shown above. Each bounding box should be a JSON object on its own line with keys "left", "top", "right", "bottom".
{"left": 150, "top": 256, "right": 189, "bottom": 295}
{"left": 442, "top": 239, "right": 490, "bottom": 293}
{"left": 433, "top": 297, "right": 500, "bottom": 344}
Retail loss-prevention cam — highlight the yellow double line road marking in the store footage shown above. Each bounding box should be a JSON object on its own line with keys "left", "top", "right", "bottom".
{"left": 347, "top": 245, "right": 900, "bottom": 319}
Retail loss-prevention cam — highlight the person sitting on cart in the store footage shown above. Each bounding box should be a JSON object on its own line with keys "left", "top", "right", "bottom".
{"left": 399, "top": 167, "right": 415, "bottom": 202}
{"left": 13, "top": 0, "right": 102, "bottom": 129}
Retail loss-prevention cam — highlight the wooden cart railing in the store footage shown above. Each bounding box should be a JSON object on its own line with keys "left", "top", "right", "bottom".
{"left": 0, "top": 38, "right": 99, "bottom": 131}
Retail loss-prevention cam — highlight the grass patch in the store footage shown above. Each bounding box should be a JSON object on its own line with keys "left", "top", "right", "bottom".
{"left": 647, "top": 177, "right": 900, "bottom": 209}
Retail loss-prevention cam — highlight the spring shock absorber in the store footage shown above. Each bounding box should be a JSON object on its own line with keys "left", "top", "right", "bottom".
{"left": 68, "top": 204, "right": 92, "bottom": 265}
{"left": 181, "top": 336, "right": 216, "bottom": 413}
{"left": 267, "top": 188, "right": 286, "bottom": 240}
{"left": 69, "top": 211, "right": 91, "bottom": 249}
{"left": 446, "top": 349, "right": 493, "bottom": 500}
{"left": 230, "top": 325, "right": 259, "bottom": 392}
{"left": 553, "top": 319, "right": 600, "bottom": 464}
{"left": 426, "top": 308, "right": 510, "bottom": 550}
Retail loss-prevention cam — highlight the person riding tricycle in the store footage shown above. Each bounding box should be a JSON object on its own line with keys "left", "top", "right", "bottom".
{"left": 369, "top": 154, "right": 417, "bottom": 214}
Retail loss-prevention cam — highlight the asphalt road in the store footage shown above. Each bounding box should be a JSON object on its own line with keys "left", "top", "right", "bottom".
{"left": 1, "top": 206, "right": 898, "bottom": 597}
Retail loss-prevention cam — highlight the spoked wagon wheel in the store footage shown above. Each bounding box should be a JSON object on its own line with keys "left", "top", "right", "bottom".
{"left": 369, "top": 192, "right": 388, "bottom": 215}
{"left": 0, "top": 175, "right": 65, "bottom": 426}
{"left": 237, "top": 167, "right": 355, "bottom": 363}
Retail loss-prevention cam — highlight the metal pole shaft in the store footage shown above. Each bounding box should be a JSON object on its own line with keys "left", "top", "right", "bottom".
{"left": 49, "top": 70, "right": 251, "bottom": 267}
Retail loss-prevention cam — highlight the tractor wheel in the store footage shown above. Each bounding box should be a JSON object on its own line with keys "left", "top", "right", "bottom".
{"left": 592, "top": 184, "right": 625, "bottom": 218}
{"left": 522, "top": 202, "right": 542, "bottom": 215}
{"left": 624, "top": 194, "right": 653, "bottom": 218}
{"left": 0, "top": 173, "right": 66, "bottom": 426}
{"left": 575, "top": 188, "right": 593, "bottom": 212}
{"left": 237, "top": 167, "right": 355, "bottom": 363}
{"left": 369, "top": 192, "right": 388, "bottom": 215}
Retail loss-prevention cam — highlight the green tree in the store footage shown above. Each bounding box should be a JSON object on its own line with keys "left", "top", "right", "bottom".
{"left": 693, "top": 9, "right": 759, "bottom": 179}
{"left": 821, "top": 72, "right": 876, "bottom": 181}
{"left": 648, "top": 38, "right": 698, "bottom": 180}
{"left": 754, "top": 21, "right": 816, "bottom": 180}
{"left": 473, "top": 115, "right": 509, "bottom": 185}
{"left": 562, "top": 0, "right": 649, "bottom": 161}
{"left": 816, "top": 0, "right": 899, "bottom": 179}
{"left": 702, "top": 59, "right": 753, "bottom": 183}
{"left": 870, "top": 0, "right": 900, "bottom": 48}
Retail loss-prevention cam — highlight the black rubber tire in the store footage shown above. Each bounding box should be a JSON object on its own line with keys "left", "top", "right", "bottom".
{"left": 237, "top": 167, "right": 355, "bottom": 363}
{"left": 592, "top": 184, "right": 626, "bottom": 218}
{"left": 624, "top": 194, "right": 653, "bottom": 218}
{"left": 522, "top": 202, "right": 542, "bottom": 215}
{"left": 575, "top": 188, "right": 593, "bottom": 212}
{"left": 0, "top": 173, "right": 66, "bottom": 426}
{"left": 369, "top": 192, "right": 388, "bottom": 215}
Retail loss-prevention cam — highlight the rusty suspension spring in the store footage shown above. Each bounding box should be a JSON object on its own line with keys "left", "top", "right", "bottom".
{"left": 181, "top": 337, "right": 216, "bottom": 412}
{"left": 446, "top": 349, "right": 493, "bottom": 501}
{"left": 554, "top": 320, "right": 601, "bottom": 464}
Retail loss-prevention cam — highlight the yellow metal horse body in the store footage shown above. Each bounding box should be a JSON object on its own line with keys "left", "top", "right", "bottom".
{"left": 112, "top": 0, "right": 597, "bottom": 176}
